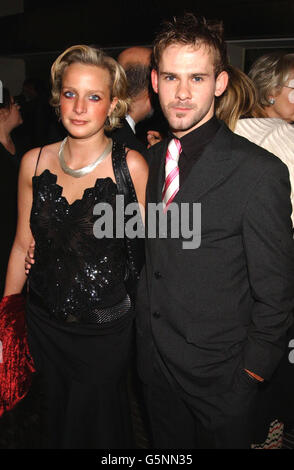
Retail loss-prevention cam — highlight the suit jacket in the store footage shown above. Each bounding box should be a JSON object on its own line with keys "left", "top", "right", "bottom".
{"left": 136, "top": 121, "right": 294, "bottom": 397}
{"left": 110, "top": 118, "right": 149, "bottom": 161}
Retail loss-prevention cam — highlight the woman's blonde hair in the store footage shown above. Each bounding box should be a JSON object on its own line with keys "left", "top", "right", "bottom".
{"left": 216, "top": 65, "right": 266, "bottom": 131}
{"left": 51, "top": 45, "right": 129, "bottom": 131}
{"left": 248, "top": 52, "right": 294, "bottom": 107}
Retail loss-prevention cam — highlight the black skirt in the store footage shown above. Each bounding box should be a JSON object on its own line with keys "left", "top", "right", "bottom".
{"left": 26, "top": 298, "right": 135, "bottom": 449}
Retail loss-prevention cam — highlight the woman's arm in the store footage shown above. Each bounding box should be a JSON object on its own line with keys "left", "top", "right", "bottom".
{"left": 3, "top": 148, "right": 40, "bottom": 296}
{"left": 126, "top": 150, "right": 149, "bottom": 217}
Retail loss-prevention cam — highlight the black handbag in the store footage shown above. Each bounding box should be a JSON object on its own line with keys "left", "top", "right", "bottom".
{"left": 111, "top": 140, "right": 145, "bottom": 303}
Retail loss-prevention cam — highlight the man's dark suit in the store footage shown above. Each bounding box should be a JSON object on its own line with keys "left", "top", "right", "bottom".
{"left": 110, "top": 118, "right": 149, "bottom": 161}
{"left": 136, "top": 121, "right": 294, "bottom": 402}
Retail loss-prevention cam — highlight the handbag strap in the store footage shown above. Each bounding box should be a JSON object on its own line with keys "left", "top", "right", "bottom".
{"left": 111, "top": 140, "right": 145, "bottom": 280}
{"left": 112, "top": 141, "right": 136, "bottom": 204}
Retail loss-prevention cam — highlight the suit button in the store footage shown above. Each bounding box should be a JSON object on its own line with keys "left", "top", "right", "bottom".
{"left": 154, "top": 271, "right": 162, "bottom": 279}
{"left": 153, "top": 311, "right": 161, "bottom": 319}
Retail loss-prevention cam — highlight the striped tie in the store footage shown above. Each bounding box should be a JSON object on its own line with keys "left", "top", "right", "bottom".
{"left": 162, "top": 138, "right": 182, "bottom": 211}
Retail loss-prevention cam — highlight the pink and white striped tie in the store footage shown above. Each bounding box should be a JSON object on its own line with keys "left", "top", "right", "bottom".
{"left": 162, "top": 138, "right": 182, "bottom": 211}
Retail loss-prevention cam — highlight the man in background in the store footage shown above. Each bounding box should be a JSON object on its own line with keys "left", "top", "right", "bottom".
{"left": 110, "top": 47, "right": 153, "bottom": 160}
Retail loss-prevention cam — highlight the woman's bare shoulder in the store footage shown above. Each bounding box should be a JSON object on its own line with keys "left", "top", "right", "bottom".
{"left": 20, "top": 141, "right": 61, "bottom": 175}
{"left": 125, "top": 148, "right": 148, "bottom": 173}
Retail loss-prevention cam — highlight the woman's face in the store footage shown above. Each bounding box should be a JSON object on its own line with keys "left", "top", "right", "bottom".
{"left": 266, "top": 69, "right": 294, "bottom": 123}
{"left": 4, "top": 98, "right": 23, "bottom": 130}
{"left": 59, "top": 63, "right": 118, "bottom": 139}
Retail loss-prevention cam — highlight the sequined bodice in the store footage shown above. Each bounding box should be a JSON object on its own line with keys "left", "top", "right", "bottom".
{"left": 29, "top": 169, "right": 127, "bottom": 323}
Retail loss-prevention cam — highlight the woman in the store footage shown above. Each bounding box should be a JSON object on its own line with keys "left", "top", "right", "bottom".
{"left": 216, "top": 62, "right": 294, "bottom": 449}
{"left": 248, "top": 51, "right": 294, "bottom": 123}
{"left": 3, "top": 45, "right": 148, "bottom": 449}
{"left": 216, "top": 60, "right": 294, "bottom": 225}
{"left": 0, "top": 88, "right": 23, "bottom": 296}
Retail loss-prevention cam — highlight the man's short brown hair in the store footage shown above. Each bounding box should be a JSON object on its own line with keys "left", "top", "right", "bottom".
{"left": 152, "top": 12, "right": 228, "bottom": 76}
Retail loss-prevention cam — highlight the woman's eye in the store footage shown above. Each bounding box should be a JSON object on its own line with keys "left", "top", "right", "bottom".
{"left": 63, "top": 91, "right": 75, "bottom": 98}
{"left": 89, "top": 94, "right": 100, "bottom": 101}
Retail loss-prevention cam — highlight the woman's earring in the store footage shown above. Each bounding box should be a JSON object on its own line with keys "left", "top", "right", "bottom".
{"left": 268, "top": 97, "right": 275, "bottom": 105}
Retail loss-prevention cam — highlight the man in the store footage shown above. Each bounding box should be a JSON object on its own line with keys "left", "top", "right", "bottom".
{"left": 136, "top": 13, "right": 294, "bottom": 449}
{"left": 110, "top": 47, "right": 153, "bottom": 159}
{"left": 117, "top": 46, "right": 152, "bottom": 70}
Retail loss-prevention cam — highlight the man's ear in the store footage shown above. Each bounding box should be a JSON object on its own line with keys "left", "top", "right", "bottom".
{"left": 215, "top": 70, "right": 229, "bottom": 97}
{"left": 151, "top": 69, "right": 159, "bottom": 94}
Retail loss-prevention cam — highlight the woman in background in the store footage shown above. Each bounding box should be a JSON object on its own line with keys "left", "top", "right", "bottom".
{"left": 216, "top": 60, "right": 294, "bottom": 225}
{"left": 249, "top": 51, "right": 294, "bottom": 123}
{"left": 0, "top": 88, "right": 23, "bottom": 296}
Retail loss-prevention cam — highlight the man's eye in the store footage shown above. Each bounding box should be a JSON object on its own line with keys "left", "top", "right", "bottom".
{"left": 165, "top": 75, "right": 176, "bottom": 81}
{"left": 63, "top": 91, "right": 75, "bottom": 98}
{"left": 193, "top": 76, "right": 203, "bottom": 82}
{"left": 89, "top": 94, "right": 100, "bottom": 101}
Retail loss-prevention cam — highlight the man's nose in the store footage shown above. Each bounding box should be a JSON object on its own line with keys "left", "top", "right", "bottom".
{"left": 175, "top": 80, "right": 192, "bottom": 101}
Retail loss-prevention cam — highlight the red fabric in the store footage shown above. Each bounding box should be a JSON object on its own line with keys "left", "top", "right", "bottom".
{"left": 0, "top": 294, "right": 35, "bottom": 417}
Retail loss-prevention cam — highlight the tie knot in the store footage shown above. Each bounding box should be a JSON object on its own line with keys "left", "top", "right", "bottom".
{"left": 167, "top": 138, "right": 182, "bottom": 162}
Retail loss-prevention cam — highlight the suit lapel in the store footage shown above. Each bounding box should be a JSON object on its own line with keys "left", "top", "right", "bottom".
{"left": 173, "top": 123, "right": 234, "bottom": 203}
{"left": 147, "top": 139, "right": 168, "bottom": 205}
{"left": 145, "top": 124, "right": 235, "bottom": 262}
{"left": 147, "top": 124, "right": 234, "bottom": 206}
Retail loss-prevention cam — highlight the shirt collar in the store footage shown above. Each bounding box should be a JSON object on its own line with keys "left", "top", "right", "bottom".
{"left": 125, "top": 114, "right": 136, "bottom": 134}
{"left": 170, "top": 116, "right": 220, "bottom": 159}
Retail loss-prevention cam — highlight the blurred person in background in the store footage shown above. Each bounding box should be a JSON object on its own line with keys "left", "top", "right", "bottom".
{"left": 0, "top": 87, "right": 23, "bottom": 297}
{"left": 220, "top": 58, "right": 294, "bottom": 224}
{"left": 113, "top": 46, "right": 168, "bottom": 155}
{"left": 15, "top": 77, "right": 65, "bottom": 150}
{"left": 248, "top": 51, "right": 294, "bottom": 124}
{"left": 111, "top": 48, "right": 152, "bottom": 159}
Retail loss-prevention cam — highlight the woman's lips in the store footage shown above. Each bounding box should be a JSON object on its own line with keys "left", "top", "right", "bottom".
{"left": 70, "top": 119, "right": 88, "bottom": 125}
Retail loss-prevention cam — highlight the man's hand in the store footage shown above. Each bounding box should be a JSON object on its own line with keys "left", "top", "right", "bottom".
{"left": 147, "top": 130, "right": 163, "bottom": 148}
{"left": 25, "top": 241, "right": 35, "bottom": 275}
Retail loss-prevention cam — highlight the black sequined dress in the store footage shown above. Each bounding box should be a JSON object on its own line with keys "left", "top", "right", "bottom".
{"left": 26, "top": 146, "right": 135, "bottom": 449}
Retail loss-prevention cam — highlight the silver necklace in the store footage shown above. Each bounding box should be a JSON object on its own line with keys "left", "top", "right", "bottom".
{"left": 58, "top": 137, "right": 113, "bottom": 178}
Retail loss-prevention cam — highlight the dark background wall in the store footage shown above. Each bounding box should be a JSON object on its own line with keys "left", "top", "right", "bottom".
{"left": 0, "top": 0, "right": 294, "bottom": 54}
{"left": 1, "top": 0, "right": 294, "bottom": 95}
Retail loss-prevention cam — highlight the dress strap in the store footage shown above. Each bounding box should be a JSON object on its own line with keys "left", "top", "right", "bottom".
{"left": 34, "top": 147, "right": 43, "bottom": 176}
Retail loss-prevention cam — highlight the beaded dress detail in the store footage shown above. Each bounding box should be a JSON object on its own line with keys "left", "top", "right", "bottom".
{"left": 29, "top": 169, "right": 128, "bottom": 324}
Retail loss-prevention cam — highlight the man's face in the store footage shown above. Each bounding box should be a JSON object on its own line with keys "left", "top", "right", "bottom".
{"left": 151, "top": 43, "right": 228, "bottom": 138}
